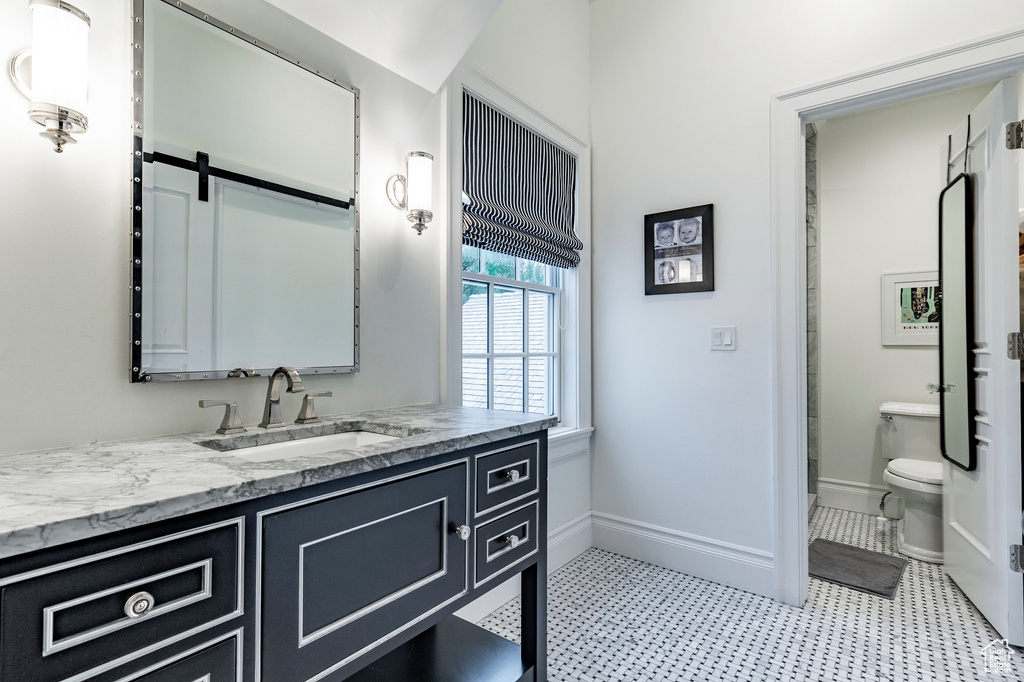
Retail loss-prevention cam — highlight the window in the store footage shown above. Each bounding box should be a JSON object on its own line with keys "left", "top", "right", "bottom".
{"left": 461, "top": 246, "right": 560, "bottom": 416}
{"left": 448, "top": 82, "right": 589, "bottom": 432}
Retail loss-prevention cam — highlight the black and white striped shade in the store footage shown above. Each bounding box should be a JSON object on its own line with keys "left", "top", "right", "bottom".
{"left": 462, "top": 92, "right": 582, "bottom": 269}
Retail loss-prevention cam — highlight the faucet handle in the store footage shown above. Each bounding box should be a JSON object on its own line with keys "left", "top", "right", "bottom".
{"left": 295, "top": 391, "right": 333, "bottom": 425}
{"left": 199, "top": 400, "right": 247, "bottom": 435}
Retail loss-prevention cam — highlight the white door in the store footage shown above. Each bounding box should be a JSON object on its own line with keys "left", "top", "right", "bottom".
{"left": 942, "top": 77, "right": 1023, "bottom": 645}
{"left": 141, "top": 162, "right": 216, "bottom": 372}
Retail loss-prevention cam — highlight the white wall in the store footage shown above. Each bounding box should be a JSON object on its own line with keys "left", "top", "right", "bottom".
{"left": 589, "top": 0, "right": 1024, "bottom": 597}
{"left": 816, "top": 85, "right": 990, "bottom": 515}
{"left": 0, "top": 0, "right": 442, "bottom": 455}
{"left": 460, "top": 0, "right": 590, "bottom": 142}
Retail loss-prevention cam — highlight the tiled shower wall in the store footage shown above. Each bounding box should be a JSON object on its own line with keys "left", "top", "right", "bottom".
{"left": 806, "top": 124, "right": 819, "bottom": 495}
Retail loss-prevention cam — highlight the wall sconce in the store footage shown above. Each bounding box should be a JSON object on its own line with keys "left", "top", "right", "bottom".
{"left": 9, "top": 0, "right": 91, "bottom": 153}
{"left": 386, "top": 151, "right": 433, "bottom": 235}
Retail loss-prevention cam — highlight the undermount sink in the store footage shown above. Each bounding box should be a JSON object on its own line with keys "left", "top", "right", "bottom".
{"left": 224, "top": 431, "right": 399, "bottom": 463}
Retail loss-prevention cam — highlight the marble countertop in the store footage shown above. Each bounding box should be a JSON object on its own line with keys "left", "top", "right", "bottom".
{"left": 0, "top": 404, "right": 556, "bottom": 560}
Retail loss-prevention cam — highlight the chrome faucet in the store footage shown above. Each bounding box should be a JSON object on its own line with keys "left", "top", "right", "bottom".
{"left": 259, "top": 367, "right": 304, "bottom": 429}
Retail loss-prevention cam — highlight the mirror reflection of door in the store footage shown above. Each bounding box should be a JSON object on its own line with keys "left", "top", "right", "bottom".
{"left": 136, "top": 0, "right": 359, "bottom": 381}
{"left": 938, "top": 172, "right": 975, "bottom": 470}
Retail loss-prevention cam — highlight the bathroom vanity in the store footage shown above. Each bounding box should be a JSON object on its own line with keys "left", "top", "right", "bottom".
{"left": 0, "top": 405, "right": 552, "bottom": 682}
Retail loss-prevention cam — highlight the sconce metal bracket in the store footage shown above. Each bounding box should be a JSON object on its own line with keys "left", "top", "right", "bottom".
{"left": 9, "top": 50, "right": 32, "bottom": 100}
{"left": 385, "top": 174, "right": 408, "bottom": 210}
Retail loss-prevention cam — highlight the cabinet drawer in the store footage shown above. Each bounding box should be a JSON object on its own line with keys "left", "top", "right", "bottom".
{"left": 474, "top": 502, "right": 539, "bottom": 587}
{"left": 0, "top": 518, "right": 242, "bottom": 682}
{"left": 474, "top": 440, "right": 539, "bottom": 517}
{"left": 120, "top": 634, "right": 238, "bottom": 682}
{"left": 260, "top": 461, "right": 469, "bottom": 682}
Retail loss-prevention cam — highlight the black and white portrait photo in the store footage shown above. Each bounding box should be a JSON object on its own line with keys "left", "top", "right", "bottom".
{"left": 655, "top": 258, "right": 677, "bottom": 284}
{"left": 645, "top": 204, "right": 714, "bottom": 294}
{"left": 652, "top": 217, "right": 702, "bottom": 250}
{"left": 675, "top": 217, "right": 702, "bottom": 246}
{"left": 654, "top": 222, "right": 677, "bottom": 249}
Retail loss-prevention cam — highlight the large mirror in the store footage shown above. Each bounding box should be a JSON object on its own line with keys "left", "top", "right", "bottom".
{"left": 130, "top": 0, "right": 359, "bottom": 383}
{"left": 938, "top": 173, "right": 976, "bottom": 470}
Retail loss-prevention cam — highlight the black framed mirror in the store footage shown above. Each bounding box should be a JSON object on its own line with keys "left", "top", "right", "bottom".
{"left": 130, "top": 0, "right": 360, "bottom": 383}
{"left": 938, "top": 172, "right": 976, "bottom": 471}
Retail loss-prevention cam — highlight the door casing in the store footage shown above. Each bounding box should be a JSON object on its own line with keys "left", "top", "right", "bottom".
{"left": 770, "top": 27, "right": 1024, "bottom": 608}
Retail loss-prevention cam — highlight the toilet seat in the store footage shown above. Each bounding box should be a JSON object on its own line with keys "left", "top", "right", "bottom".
{"left": 887, "top": 458, "right": 943, "bottom": 485}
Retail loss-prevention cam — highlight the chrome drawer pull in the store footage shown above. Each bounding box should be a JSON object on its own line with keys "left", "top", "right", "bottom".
{"left": 124, "top": 591, "right": 155, "bottom": 619}
{"left": 505, "top": 469, "right": 521, "bottom": 483}
{"left": 505, "top": 534, "right": 521, "bottom": 549}
{"left": 455, "top": 525, "right": 471, "bottom": 541}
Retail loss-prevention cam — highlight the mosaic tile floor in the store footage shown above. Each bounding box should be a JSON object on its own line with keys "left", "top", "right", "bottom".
{"left": 478, "top": 507, "right": 1024, "bottom": 681}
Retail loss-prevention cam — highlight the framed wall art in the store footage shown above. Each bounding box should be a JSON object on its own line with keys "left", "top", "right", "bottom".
{"left": 644, "top": 204, "right": 714, "bottom": 295}
{"left": 881, "top": 270, "right": 940, "bottom": 346}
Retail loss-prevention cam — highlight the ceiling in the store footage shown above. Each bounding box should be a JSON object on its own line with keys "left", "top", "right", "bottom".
{"left": 263, "top": 0, "right": 504, "bottom": 92}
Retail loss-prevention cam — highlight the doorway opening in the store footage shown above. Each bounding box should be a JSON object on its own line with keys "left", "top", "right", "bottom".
{"left": 799, "top": 78, "right": 1024, "bottom": 644}
{"left": 770, "top": 28, "right": 1024, "bottom": 644}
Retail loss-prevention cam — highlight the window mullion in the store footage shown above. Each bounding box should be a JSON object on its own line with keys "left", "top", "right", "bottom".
{"left": 487, "top": 281, "right": 494, "bottom": 410}
{"left": 522, "top": 284, "right": 530, "bottom": 414}
{"left": 553, "top": 280, "right": 561, "bottom": 419}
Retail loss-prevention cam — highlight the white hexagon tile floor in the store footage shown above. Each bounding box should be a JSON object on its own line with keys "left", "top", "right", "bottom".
{"left": 477, "top": 507, "right": 1024, "bottom": 681}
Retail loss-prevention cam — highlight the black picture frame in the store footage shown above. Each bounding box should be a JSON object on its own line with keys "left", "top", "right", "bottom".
{"left": 644, "top": 204, "right": 714, "bottom": 295}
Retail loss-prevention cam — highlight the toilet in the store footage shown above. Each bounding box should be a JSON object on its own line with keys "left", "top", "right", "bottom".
{"left": 879, "top": 402, "right": 944, "bottom": 563}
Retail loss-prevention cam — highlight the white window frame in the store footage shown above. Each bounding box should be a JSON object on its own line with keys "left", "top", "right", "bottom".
{"left": 462, "top": 251, "right": 561, "bottom": 415}
{"left": 440, "top": 66, "right": 592, "bottom": 433}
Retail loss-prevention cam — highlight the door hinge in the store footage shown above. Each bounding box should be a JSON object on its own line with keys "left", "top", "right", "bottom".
{"left": 1009, "top": 333, "right": 1024, "bottom": 360}
{"left": 1012, "top": 545, "right": 1024, "bottom": 573}
{"left": 1007, "top": 121, "right": 1024, "bottom": 149}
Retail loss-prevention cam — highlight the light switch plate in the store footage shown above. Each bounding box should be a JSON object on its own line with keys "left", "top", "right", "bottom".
{"left": 711, "top": 326, "right": 737, "bottom": 351}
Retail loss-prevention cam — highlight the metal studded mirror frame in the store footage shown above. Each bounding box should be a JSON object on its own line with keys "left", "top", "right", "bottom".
{"left": 129, "top": 0, "right": 361, "bottom": 383}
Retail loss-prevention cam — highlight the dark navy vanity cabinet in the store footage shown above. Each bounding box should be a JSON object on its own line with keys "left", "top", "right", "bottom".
{"left": 0, "top": 430, "right": 547, "bottom": 682}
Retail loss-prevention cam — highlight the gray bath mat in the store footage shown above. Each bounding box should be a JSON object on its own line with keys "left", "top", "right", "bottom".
{"left": 808, "top": 539, "right": 908, "bottom": 600}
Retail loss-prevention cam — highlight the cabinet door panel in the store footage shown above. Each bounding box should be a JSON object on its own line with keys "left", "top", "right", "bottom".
{"left": 260, "top": 462, "right": 469, "bottom": 682}
{"left": 301, "top": 498, "right": 446, "bottom": 637}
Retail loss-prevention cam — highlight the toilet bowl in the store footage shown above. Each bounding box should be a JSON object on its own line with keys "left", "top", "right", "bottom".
{"left": 879, "top": 402, "right": 944, "bottom": 563}
{"left": 883, "top": 458, "right": 943, "bottom": 563}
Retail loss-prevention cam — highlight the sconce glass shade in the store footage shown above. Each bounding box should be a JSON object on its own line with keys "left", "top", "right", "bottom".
{"left": 406, "top": 152, "right": 433, "bottom": 215}
{"left": 386, "top": 151, "right": 434, "bottom": 235}
{"left": 27, "top": 0, "right": 90, "bottom": 152}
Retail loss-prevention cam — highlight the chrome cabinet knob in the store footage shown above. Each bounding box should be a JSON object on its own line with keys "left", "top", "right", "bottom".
{"left": 505, "top": 534, "right": 521, "bottom": 549}
{"left": 505, "top": 469, "right": 521, "bottom": 483}
{"left": 454, "top": 525, "right": 471, "bottom": 541}
{"left": 124, "top": 591, "right": 155, "bottom": 619}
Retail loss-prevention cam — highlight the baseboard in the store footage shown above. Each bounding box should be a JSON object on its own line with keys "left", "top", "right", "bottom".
{"left": 591, "top": 512, "right": 774, "bottom": 598}
{"left": 817, "top": 477, "right": 892, "bottom": 516}
{"left": 455, "top": 511, "right": 593, "bottom": 623}
{"left": 547, "top": 510, "right": 593, "bottom": 571}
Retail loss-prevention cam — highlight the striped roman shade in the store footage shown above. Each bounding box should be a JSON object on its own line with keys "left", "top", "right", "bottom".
{"left": 462, "top": 92, "right": 582, "bottom": 269}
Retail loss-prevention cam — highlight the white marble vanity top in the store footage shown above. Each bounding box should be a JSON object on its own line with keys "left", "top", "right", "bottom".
{"left": 0, "top": 404, "right": 556, "bottom": 560}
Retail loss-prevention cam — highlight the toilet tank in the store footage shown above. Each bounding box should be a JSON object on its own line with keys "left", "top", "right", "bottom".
{"left": 879, "top": 402, "right": 941, "bottom": 462}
